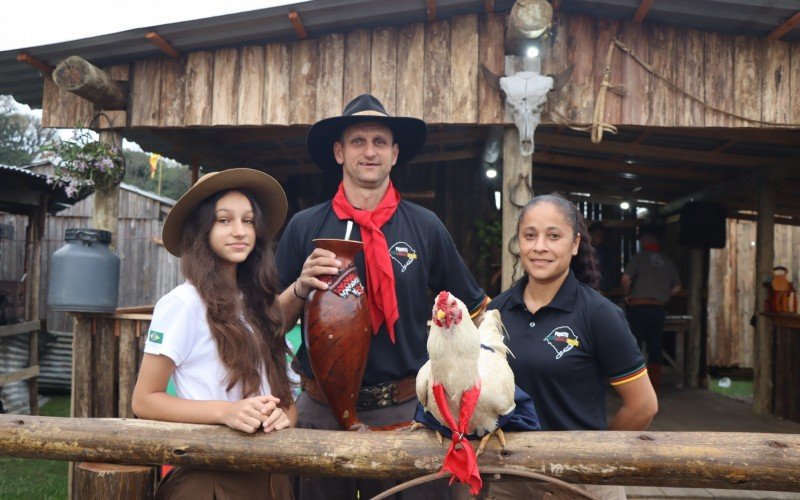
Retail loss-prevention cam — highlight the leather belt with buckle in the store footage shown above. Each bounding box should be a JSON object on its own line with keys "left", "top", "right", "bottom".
{"left": 300, "top": 375, "right": 417, "bottom": 411}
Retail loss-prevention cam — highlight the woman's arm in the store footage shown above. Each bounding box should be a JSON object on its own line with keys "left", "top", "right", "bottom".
{"left": 132, "top": 353, "right": 286, "bottom": 433}
{"left": 607, "top": 375, "right": 658, "bottom": 430}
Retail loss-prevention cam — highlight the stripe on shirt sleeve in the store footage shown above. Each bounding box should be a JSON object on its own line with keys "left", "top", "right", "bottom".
{"left": 609, "top": 363, "right": 648, "bottom": 386}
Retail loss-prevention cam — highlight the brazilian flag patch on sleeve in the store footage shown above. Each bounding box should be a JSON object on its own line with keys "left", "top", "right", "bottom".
{"left": 147, "top": 330, "right": 164, "bottom": 344}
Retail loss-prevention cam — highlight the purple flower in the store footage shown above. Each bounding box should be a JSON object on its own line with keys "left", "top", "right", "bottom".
{"left": 74, "top": 160, "right": 88, "bottom": 172}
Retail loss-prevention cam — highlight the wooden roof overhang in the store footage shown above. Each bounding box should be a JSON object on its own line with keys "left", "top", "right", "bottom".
{"left": 0, "top": 164, "right": 86, "bottom": 216}
{"left": 35, "top": 10, "right": 800, "bottom": 222}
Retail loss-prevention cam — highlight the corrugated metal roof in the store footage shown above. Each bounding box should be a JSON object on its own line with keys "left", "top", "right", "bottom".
{"left": 0, "top": 163, "right": 88, "bottom": 213}
{"left": 558, "top": 0, "right": 800, "bottom": 41}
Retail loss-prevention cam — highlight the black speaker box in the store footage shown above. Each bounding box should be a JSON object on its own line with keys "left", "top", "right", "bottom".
{"left": 679, "top": 202, "right": 727, "bottom": 248}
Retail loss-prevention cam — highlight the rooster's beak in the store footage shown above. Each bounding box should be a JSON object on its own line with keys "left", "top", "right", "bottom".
{"left": 436, "top": 310, "right": 446, "bottom": 321}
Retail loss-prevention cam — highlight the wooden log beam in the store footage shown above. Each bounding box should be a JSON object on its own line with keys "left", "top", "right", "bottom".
{"left": 658, "top": 157, "right": 800, "bottom": 215}
{"left": 1, "top": 415, "right": 799, "bottom": 491}
{"left": 288, "top": 11, "right": 308, "bottom": 40}
{"left": 145, "top": 31, "right": 180, "bottom": 58}
{"left": 427, "top": 0, "right": 437, "bottom": 22}
{"left": 16, "top": 53, "right": 53, "bottom": 74}
{"left": 534, "top": 132, "right": 769, "bottom": 169}
{"left": 52, "top": 56, "right": 127, "bottom": 110}
{"left": 633, "top": 0, "right": 654, "bottom": 23}
{"left": 768, "top": 11, "right": 800, "bottom": 41}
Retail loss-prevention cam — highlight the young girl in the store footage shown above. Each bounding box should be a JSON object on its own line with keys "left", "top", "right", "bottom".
{"left": 132, "top": 168, "right": 296, "bottom": 499}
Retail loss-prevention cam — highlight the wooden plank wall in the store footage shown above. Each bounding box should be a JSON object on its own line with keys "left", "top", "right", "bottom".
{"left": 707, "top": 219, "right": 800, "bottom": 368}
{"left": 40, "top": 13, "right": 800, "bottom": 129}
{"left": 539, "top": 14, "right": 799, "bottom": 127}
{"left": 125, "top": 14, "right": 503, "bottom": 128}
{"left": 0, "top": 190, "right": 181, "bottom": 332}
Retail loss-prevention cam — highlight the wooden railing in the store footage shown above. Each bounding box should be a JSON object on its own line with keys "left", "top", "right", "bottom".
{"left": 1, "top": 414, "right": 799, "bottom": 495}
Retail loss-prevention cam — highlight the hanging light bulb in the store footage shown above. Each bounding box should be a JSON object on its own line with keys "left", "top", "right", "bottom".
{"left": 485, "top": 168, "right": 498, "bottom": 179}
{"left": 620, "top": 201, "right": 630, "bottom": 210}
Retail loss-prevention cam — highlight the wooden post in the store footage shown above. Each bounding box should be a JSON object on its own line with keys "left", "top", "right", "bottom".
{"left": 93, "top": 131, "right": 122, "bottom": 248}
{"left": 753, "top": 179, "right": 775, "bottom": 415}
{"left": 22, "top": 194, "right": 47, "bottom": 415}
{"left": 501, "top": 127, "right": 531, "bottom": 290}
{"left": 190, "top": 155, "right": 200, "bottom": 185}
{"left": 75, "top": 463, "right": 155, "bottom": 500}
{"left": 686, "top": 247, "right": 704, "bottom": 388}
{"left": 500, "top": 55, "right": 538, "bottom": 290}
{"left": 118, "top": 320, "right": 138, "bottom": 419}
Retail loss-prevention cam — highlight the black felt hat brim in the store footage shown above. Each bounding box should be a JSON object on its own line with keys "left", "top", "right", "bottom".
{"left": 306, "top": 115, "right": 427, "bottom": 173}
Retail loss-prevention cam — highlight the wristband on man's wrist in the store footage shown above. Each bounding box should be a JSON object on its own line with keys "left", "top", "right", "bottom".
{"left": 293, "top": 281, "right": 308, "bottom": 301}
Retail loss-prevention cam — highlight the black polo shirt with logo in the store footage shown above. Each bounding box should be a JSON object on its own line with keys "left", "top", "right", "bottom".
{"left": 488, "top": 270, "right": 645, "bottom": 430}
{"left": 276, "top": 199, "right": 486, "bottom": 387}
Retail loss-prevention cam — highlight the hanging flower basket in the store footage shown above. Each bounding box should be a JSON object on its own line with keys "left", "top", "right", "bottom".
{"left": 44, "top": 129, "right": 126, "bottom": 198}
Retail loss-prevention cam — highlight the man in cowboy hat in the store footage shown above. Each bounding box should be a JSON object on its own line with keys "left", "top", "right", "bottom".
{"left": 275, "top": 94, "right": 489, "bottom": 499}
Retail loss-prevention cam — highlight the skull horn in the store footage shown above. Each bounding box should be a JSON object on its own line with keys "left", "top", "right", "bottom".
{"left": 549, "top": 64, "right": 574, "bottom": 92}
{"left": 481, "top": 64, "right": 503, "bottom": 92}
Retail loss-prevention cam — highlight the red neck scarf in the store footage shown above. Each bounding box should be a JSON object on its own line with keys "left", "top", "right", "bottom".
{"left": 432, "top": 382, "right": 483, "bottom": 495}
{"left": 332, "top": 182, "right": 400, "bottom": 343}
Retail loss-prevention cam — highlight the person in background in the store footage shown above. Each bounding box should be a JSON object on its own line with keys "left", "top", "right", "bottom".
{"left": 482, "top": 194, "right": 657, "bottom": 500}
{"left": 621, "top": 229, "right": 681, "bottom": 393}
{"left": 132, "top": 169, "right": 297, "bottom": 499}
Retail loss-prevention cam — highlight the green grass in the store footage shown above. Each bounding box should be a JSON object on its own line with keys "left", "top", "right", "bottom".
{"left": 709, "top": 377, "right": 754, "bottom": 400}
{"left": 0, "top": 396, "right": 70, "bottom": 500}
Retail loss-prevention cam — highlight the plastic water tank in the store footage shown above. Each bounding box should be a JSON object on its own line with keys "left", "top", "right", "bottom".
{"left": 48, "top": 229, "right": 120, "bottom": 313}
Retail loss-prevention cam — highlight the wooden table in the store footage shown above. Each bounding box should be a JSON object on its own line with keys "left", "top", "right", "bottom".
{"left": 663, "top": 315, "right": 691, "bottom": 388}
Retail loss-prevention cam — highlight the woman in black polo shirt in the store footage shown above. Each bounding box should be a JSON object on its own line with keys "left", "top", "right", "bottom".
{"left": 483, "top": 194, "right": 657, "bottom": 498}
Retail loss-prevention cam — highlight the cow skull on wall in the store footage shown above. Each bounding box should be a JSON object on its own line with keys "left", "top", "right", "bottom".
{"left": 482, "top": 64, "right": 573, "bottom": 156}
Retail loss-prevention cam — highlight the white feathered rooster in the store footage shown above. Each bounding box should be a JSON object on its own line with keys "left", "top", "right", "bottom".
{"left": 414, "top": 291, "right": 516, "bottom": 456}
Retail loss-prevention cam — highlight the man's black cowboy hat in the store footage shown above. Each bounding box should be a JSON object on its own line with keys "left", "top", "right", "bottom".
{"left": 306, "top": 94, "right": 427, "bottom": 173}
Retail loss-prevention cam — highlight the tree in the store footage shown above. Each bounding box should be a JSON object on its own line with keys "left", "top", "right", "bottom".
{"left": 0, "top": 95, "right": 55, "bottom": 166}
{"left": 122, "top": 150, "right": 191, "bottom": 200}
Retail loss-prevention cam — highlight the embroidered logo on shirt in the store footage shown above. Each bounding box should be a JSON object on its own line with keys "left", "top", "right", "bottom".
{"left": 543, "top": 326, "right": 580, "bottom": 359}
{"left": 389, "top": 241, "right": 418, "bottom": 272}
{"left": 147, "top": 330, "right": 164, "bottom": 344}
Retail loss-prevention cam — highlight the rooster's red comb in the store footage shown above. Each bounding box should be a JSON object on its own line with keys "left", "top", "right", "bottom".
{"left": 435, "top": 291, "right": 451, "bottom": 311}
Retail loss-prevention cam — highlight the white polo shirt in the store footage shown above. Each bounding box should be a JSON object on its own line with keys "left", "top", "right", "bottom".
{"left": 145, "top": 282, "right": 271, "bottom": 402}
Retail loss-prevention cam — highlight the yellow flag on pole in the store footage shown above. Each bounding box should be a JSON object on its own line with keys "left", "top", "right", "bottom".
{"left": 149, "top": 154, "right": 161, "bottom": 179}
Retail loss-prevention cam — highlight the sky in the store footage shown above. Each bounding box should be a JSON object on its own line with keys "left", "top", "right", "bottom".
{"left": 1, "top": 1, "right": 306, "bottom": 51}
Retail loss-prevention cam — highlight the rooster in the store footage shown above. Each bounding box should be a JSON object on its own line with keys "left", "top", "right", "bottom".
{"left": 414, "top": 291, "right": 516, "bottom": 457}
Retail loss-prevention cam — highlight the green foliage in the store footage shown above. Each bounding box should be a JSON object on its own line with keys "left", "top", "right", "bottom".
{"left": 0, "top": 396, "right": 70, "bottom": 499}
{"left": 475, "top": 213, "right": 502, "bottom": 271}
{"left": 0, "top": 95, "right": 56, "bottom": 166}
{"left": 122, "top": 150, "right": 191, "bottom": 200}
{"left": 42, "top": 129, "right": 125, "bottom": 197}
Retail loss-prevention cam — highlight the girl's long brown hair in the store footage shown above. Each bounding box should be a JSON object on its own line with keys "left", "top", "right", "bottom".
{"left": 180, "top": 189, "right": 291, "bottom": 404}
